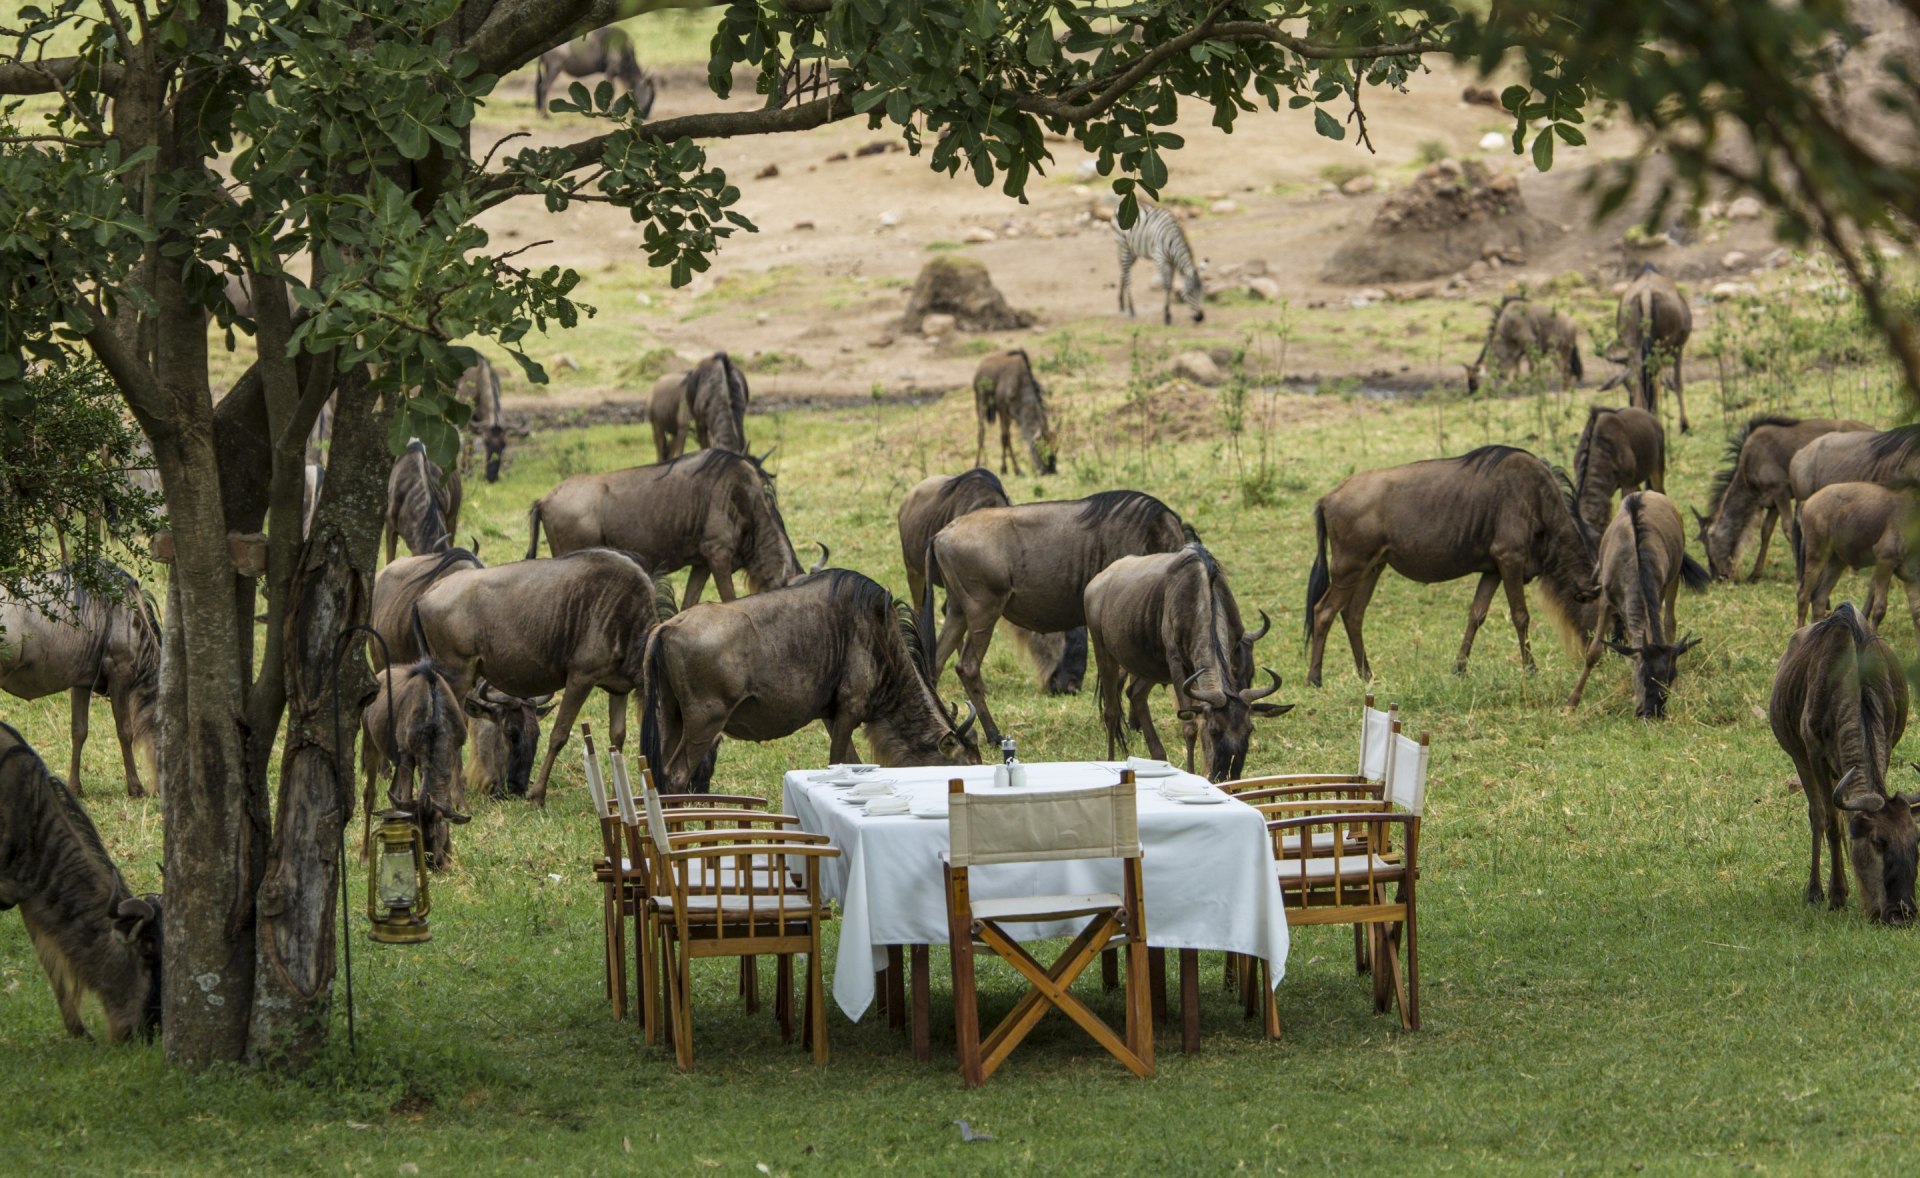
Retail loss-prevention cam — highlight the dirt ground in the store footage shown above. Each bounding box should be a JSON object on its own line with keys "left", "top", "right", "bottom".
{"left": 472, "top": 55, "right": 1799, "bottom": 410}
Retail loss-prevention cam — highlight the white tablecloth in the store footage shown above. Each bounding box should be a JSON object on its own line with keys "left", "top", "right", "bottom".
{"left": 782, "top": 763, "right": 1292, "bottom": 1021}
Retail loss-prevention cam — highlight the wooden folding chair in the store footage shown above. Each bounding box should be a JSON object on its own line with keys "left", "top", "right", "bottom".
{"left": 1262, "top": 731, "right": 1427, "bottom": 1031}
{"left": 629, "top": 767, "right": 839, "bottom": 1071}
{"left": 943, "top": 776, "right": 1154, "bottom": 1086}
{"left": 1222, "top": 694, "right": 1396, "bottom": 804}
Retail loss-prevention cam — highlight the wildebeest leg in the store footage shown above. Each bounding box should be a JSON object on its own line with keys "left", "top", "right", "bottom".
{"left": 1795, "top": 758, "right": 1826, "bottom": 906}
{"left": 1903, "top": 576, "right": 1920, "bottom": 657}
{"left": 63, "top": 686, "right": 91, "bottom": 798}
{"left": 1126, "top": 677, "right": 1165, "bottom": 761}
{"left": 1826, "top": 808, "right": 1848, "bottom": 911}
{"left": 1092, "top": 634, "right": 1127, "bottom": 759}
{"left": 930, "top": 599, "right": 967, "bottom": 686}
{"left": 529, "top": 681, "right": 594, "bottom": 807}
{"left": 607, "top": 690, "right": 628, "bottom": 756}
{"left": 28, "top": 932, "right": 91, "bottom": 1038}
{"left": 955, "top": 617, "right": 1005, "bottom": 745}
{"left": 1340, "top": 566, "right": 1383, "bottom": 682}
{"left": 384, "top": 513, "right": 398, "bottom": 565}
{"left": 107, "top": 686, "right": 144, "bottom": 798}
{"left": 825, "top": 712, "right": 860, "bottom": 765}
{"left": 1809, "top": 557, "right": 1847, "bottom": 623}
{"left": 1564, "top": 601, "right": 1614, "bottom": 709}
{"left": 975, "top": 410, "right": 988, "bottom": 470}
{"left": 681, "top": 565, "right": 712, "bottom": 610}
{"left": 1749, "top": 506, "right": 1779, "bottom": 582}
{"left": 704, "top": 551, "right": 739, "bottom": 602}
{"left": 1663, "top": 577, "right": 1679, "bottom": 645}
{"left": 1453, "top": 573, "right": 1501, "bottom": 674}
{"left": 1867, "top": 562, "right": 1894, "bottom": 629}
{"left": 1671, "top": 355, "right": 1688, "bottom": 433}
{"left": 1497, "top": 563, "right": 1536, "bottom": 672}
{"left": 1000, "top": 412, "right": 1020, "bottom": 477}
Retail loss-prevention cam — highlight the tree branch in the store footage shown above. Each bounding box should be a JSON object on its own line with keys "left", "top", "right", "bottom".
{"left": 82, "top": 313, "right": 170, "bottom": 439}
{"left": 0, "top": 56, "right": 125, "bottom": 97}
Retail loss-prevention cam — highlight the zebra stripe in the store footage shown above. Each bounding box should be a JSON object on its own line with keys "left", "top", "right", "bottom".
{"left": 1111, "top": 204, "right": 1205, "bottom": 325}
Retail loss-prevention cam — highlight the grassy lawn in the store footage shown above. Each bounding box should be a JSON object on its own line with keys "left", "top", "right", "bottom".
{"left": 7, "top": 280, "right": 1920, "bottom": 1174}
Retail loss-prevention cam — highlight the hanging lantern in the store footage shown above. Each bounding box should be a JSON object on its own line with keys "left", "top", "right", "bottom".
{"left": 367, "top": 809, "right": 432, "bottom": 944}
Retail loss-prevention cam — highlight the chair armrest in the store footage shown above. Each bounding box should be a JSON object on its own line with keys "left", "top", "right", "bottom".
{"left": 1235, "top": 783, "right": 1383, "bottom": 804}
{"left": 1265, "top": 812, "right": 1417, "bottom": 834}
{"left": 666, "top": 843, "right": 840, "bottom": 862}
{"left": 665, "top": 828, "right": 833, "bottom": 847}
{"left": 1228, "top": 774, "right": 1372, "bottom": 789}
{"left": 659, "top": 809, "right": 799, "bottom": 827}
{"left": 660, "top": 793, "right": 770, "bottom": 809}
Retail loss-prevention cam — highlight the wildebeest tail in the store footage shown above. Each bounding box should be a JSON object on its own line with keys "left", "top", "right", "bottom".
{"left": 1304, "top": 502, "right": 1329, "bottom": 647}
{"left": 406, "top": 604, "right": 431, "bottom": 674}
{"left": 918, "top": 540, "right": 940, "bottom": 672}
{"left": 1680, "top": 553, "right": 1711, "bottom": 592}
{"left": 1636, "top": 291, "right": 1655, "bottom": 412}
{"left": 525, "top": 500, "right": 544, "bottom": 561}
{"left": 638, "top": 627, "right": 667, "bottom": 787}
{"left": 1791, "top": 500, "right": 1806, "bottom": 588}
{"left": 1569, "top": 339, "right": 1584, "bottom": 382}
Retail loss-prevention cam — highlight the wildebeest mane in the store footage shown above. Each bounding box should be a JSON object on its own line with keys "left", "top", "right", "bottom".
{"left": 1075, "top": 489, "right": 1180, "bottom": 532}
{"left": 1623, "top": 494, "right": 1667, "bottom": 645}
{"left": 1457, "top": 444, "right": 1528, "bottom": 476}
{"left": 1865, "top": 424, "right": 1920, "bottom": 468}
{"left": 811, "top": 569, "right": 935, "bottom": 705}
{"left": 1705, "top": 415, "right": 1802, "bottom": 518}
{"left": 404, "top": 547, "right": 483, "bottom": 593}
{"left": 932, "top": 468, "right": 1008, "bottom": 517}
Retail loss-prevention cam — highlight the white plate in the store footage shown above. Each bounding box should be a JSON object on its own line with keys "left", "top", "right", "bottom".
{"left": 1175, "top": 794, "right": 1226, "bottom": 805}
{"left": 1130, "top": 765, "right": 1182, "bottom": 778}
{"left": 810, "top": 765, "right": 879, "bottom": 782}
{"left": 910, "top": 808, "right": 949, "bottom": 821}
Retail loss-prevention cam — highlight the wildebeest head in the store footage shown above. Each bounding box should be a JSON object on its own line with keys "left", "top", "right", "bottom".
{"left": 109, "top": 891, "right": 163, "bottom": 1040}
{"left": 482, "top": 424, "right": 507, "bottom": 483}
{"left": 1835, "top": 766, "right": 1920, "bottom": 926}
{"left": 1177, "top": 667, "right": 1293, "bottom": 782}
{"left": 1605, "top": 633, "right": 1700, "bottom": 719}
{"left": 462, "top": 684, "right": 553, "bottom": 799}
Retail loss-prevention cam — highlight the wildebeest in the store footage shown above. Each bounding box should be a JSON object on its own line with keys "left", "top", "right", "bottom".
{"left": 896, "top": 470, "right": 1087, "bottom": 696}
{"left": 1564, "top": 492, "right": 1708, "bottom": 717}
{"left": 648, "top": 371, "right": 689, "bottom": 463}
{"left": 413, "top": 549, "right": 666, "bottom": 805}
{"left": 361, "top": 661, "right": 471, "bottom": 869}
{"left": 684, "top": 352, "right": 749, "bottom": 454}
{"left": 1304, "top": 445, "right": 1599, "bottom": 686}
{"left": 1616, "top": 263, "right": 1692, "bottom": 433}
{"left": 641, "top": 570, "right": 980, "bottom": 792}
{"left": 1788, "top": 426, "right": 1920, "bottom": 504}
{"left": 972, "top": 350, "right": 1057, "bottom": 476}
{"left": 1464, "top": 296, "right": 1583, "bottom": 394}
{"left": 369, "top": 550, "right": 553, "bottom": 801}
{"left": 385, "top": 440, "right": 463, "bottom": 563}
{"left": 923, "top": 490, "right": 1194, "bottom": 744}
{"left": 1572, "top": 405, "right": 1664, "bottom": 535}
{"left": 1085, "top": 544, "right": 1289, "bottom": 780}
{"left": 526, "top": 449, "right": 822, "bottom": 607}
{"left": 1792, "top": 483, "right": 1920, "bottom": 638}
{"left": 534, "top": 26, "right": 655, "bottom": 119}
{"left": 1695, "top": 415, "right": 1871, "bottom": 581}
{"left": 1769, "top": 602, "right": 1917, "bottom": 924}
{"left": 0, "top": 565, "right": 161, "bottom": 798}
{"left": 0, "top": 722, "right": 163, "bottom": 1041}
{"left": 458, "top": 359, "right": 508, "bottom": 483}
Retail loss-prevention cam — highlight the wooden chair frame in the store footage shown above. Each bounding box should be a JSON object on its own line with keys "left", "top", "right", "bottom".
{"left": 942, "top": 777, "right": 1155, "bottom": 1086}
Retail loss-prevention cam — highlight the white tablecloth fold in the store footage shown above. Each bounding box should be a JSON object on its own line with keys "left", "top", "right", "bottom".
{"left": 782, "top": 762, "right": 1291, "bottom": 1021}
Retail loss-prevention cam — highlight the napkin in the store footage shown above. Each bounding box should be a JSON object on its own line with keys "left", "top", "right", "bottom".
{"left": 863, "top": 796, "right": 910, "bottom": 816}
{"left": 849, "top": 779, "right": 895, "bottom": 798}
{"left": 1159, "top": 779, "right": 1211, "bottom": 799}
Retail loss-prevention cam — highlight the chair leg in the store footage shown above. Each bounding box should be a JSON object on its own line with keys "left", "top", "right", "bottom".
{"left": 1126, "top": 936, "right": 1156, "bottom": 1076}
{"left": 951, "top": 928, "right": 984, "bottom": 1087}
{"left": 809, "top": 946, "right": 829, "bottom": 1064}
{"left": 1148, "top": 947, "right": 1167, "bottom": 1024}
{"left": 1222, "top": 951, "right": 1237, "bottom": 992}
{"left": 910, "top": 943, "right": 931, "bottom": 1063}
{"left": 1179, "top": 949, "right": 1200, "bottom": 1054}
{"left": 639, "top": 910, "right": 661, "bottom": 1045}
{"left": 886, "top": 945, "right": 906, "bottom": 1032}
{"left": 1404, "top": 906, "right": 1421, "bottom": 1031}
{"left": 776, "top": 955, "right": 794, "bottom": 1043}
{"left": 675, "top": 944, "right": 697, "bottom": 1071}
{"left": 1259, "top": 959, "right": 1281, "bottom": 1040}
{"left": 606, "top": 891, "right": 626, "bottom": 1020}
{"left": 1102, "top": 947, "right": 1119, "bottom": 992}
{"left": 1371, "top": 924, "right": 1393, "bottom": 1013}
{"left": 740, "top": 956, "right": 759, "bottom": 1015}
{"left": 1354, "top": 922, "right": 1371, "bottom": 974}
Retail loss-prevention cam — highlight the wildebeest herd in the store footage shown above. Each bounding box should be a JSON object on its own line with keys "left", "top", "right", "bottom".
{"left": 7, "top": 215, "right": 1920, "bottom": 1049}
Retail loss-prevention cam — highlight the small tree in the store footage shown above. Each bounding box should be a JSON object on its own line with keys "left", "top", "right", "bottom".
{"left": 2, "top": 0, "right": 1913, "bottom": 1070}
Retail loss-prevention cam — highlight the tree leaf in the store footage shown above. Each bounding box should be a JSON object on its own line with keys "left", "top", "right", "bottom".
{"left": 1313, "top": 107, "right": 1345, "bottom": 141}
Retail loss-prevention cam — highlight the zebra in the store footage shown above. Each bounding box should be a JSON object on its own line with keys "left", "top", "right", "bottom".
{"left": 1112, "top": 203, "right": 1205, "bottom": 325}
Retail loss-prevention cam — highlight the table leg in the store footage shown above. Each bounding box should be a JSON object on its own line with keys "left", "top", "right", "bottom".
{"left": 874, "top": 967, "right": 889, "bottom": 1020}
{"left": 886, "top": 945, "right": 906, "bottom": 1031}
{"left": 910, "top": 943, "right": 931, "bottom": 1063}
{"left": 1149, "top": 947, "right": 1167, "bottom": 1024}
{"left": 1101, "top": 947, "right": 1118, "bottom": 992}
{"left": 1180, "top": 949, "right": 1200, "bottom": 1054}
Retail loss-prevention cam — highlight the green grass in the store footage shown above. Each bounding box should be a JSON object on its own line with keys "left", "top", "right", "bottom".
{"left": 10, "top": 276, "right": 1920, "bottom": 1173}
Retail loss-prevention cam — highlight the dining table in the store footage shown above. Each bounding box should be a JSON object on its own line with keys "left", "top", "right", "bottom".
{"left": 781, "top": 760, "right": 1292, "bottom": 1055}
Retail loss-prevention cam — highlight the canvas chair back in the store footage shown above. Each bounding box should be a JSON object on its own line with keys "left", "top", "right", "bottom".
{"left": 581, "top": 727, "right": 610, "bottom": 818}
{"left": 1358, "top": 701, "right": 1397, "bottom": 782}
{"left": 949, "top": 783, "right": 1140, "bottom": 868}
{"left": 1386, "top": 732, "right": 1429, "bottom": 816}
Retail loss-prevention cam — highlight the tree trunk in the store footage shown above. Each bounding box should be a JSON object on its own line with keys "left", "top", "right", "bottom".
{"left": 247, "top": 370, "right": 391, "bottom": 1064}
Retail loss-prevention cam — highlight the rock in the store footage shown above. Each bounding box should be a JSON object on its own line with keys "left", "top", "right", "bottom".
{"left": 1239, "top": 258, "right": 1269, "bottom": 278}
{"left": 1880, "top": 244, "right": 1905, "bottom": 260}
{"left": 1435, "top": 158, "right": 1463, "bottom": 178}
{"left": 1341, "top": 175, "right": 1376, "bottom": 196}
{"left": 1210, "top": 199, "right": 1238, "bottom": 214}
{"left": 1710, "top": 282, "right": 1753, "bottom": 299}
{"left": 550, "top": 353, "right": 579, "bottom": 371}
{"left": 1488, "top": 173, "right": 1519, "bottom": 195}
{"left": 1703, "top": 200, "right": 1726, "bottom": 220}
{"left": 1245, "top": 276, "right": 1282, "bottom": 301}
{"left": 894, "top": 256, "right": 1035, "bottom": 333}
{"left": 1347, "top": 288, "right": 1390, "bottom": 307}
{"left": 1763, "top": 247, "right": 1791, "bottom": 268}
{"left": 755, "top": 163, "right": 779, "bottom": 179}
{"left": 1611, "top": 280, "right": 1630, "bottom": 296}
{"left": 878, "top": 210, "right": 901, "bottom": 228}
{"left": 1076, "top": 159, "right": 1099, "bottom": 181}
{"left": 1171, "top": 351, "right": 1222, "bottom": 386}
{"left": 868, "top": 333, "right": 894, "bottom": 348}
{"left": 1722, "top": 250, "right": 1749, "bottom": 271}
{"left": 1072, "top": 184, "right": 1091, "bottom": 198}
{"left": 1479, "top": 131, "right": 1507, "bottom": 151}
{"left": 962, "top": 226, "right": 997, "bottom": 243}
{"left": 921, "top": 313, "right": 957, "bottom": 338}
{"left": 1462, "top": 86, "right": 1501, "bottom": 107}
{"left": 1089, "top": 201, "right": 1116, "bottom": 222}
{"left": 793, "top": 220, "right": 816, "bottom": 230}
{"left": 1726, "top": 195, "right": 1764, "bottom": 221}
{"left": 826, "top": 151, "right": 848, "bottom": 163}
{"left": 1207, "top": 347, "right": 1235, "bottom": 370}
{"left": 1320, "top": 181, "right": 1338, "bottom": 194}
{"left": 855, "top": 140, "right": 892, "bottom": 157}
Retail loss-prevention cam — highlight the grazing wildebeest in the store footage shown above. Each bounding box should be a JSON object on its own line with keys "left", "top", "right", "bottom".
{"left": 458, "top": 359, "right": 508, "bottom": 483}
{"left": 526, "top": 449, "right": 823, "bottom": 607}
{"left": 641, "top": 570, "right": 980, "bottom": 792}
{"left": 0, "top": 722, "right": 163, "bottom": 1041}
{"left": 1769, "top": 602, "right": 1917, "bottom": 923}
{"left": 648, "top": 371, "right": 689, "bottom": 463}
{"left": 385, "top": 439, "right": 463, "bottom": 562}
{"left": 896, "top": 470, "right": 1087, "bottom": 696}
{"left": 1792, "top": 483, "right": 1920, "bottom": 638}
{"left": 361, "top": 661, "right": 471, "bottom": 870}
{"left": 683, "top": 352, "right": 749, "bottom": 454}
{"left": 1572, "top": 405, "right": 1665, "bottom": 535}
{"left": 1616, "top": 263, "right": 1692, "bottom": 432}
{"left": 0, "top": 565, "right": 161, "bottom": 798}
{"left": 534, "top": 26, "right": 655, "bottom": 119}
{"left": 1304, "top": 445, "right": 1599, "bottom": 687}
{"left": 1789, "top": 427, "right": 1920, "bottom": 505}
{"left": 413, "top": 549, "right": 666, "bottom": 805}
{"left": 368, "top": 549, "right": 553, "bottom": 801}
{"left": 1085, "top": 544, "right": 1290, "bottom": 780}
{"left": 1695, "top": 415, "right": 1871, "bottom": 582}
{"left": 972, "top": 350, "right": 1057, "bottom": 476}
{"left": 1464, "top": 297, "right": 1583, "bottom": 394}
{"left": 924, "top": 490, "right": 1194, "bottom": 744}
{"left": 1564, "top": 492, "right": 1709, "bottom": 717}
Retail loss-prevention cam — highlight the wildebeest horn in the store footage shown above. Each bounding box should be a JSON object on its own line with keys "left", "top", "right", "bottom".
{"left": 756, "top": 447, "right": 777, "bottom": 465}
{"left": 1180, "top": 667, "right": 1228, "bottom": 708}
{"left": 809, "top": 542, "right": 829, "bottom": 574}
{"left": 1691, "top": 507, "right": 1708, "bottom": 528}
{"left": 1603, "top": 638, "right": 1637, "bottom": 657}
{"left": 1247, "top": 610, "right": 1270, "bottom": 644}
{"left": 1674, "top": 633, "right": 1701, "bottom": 655}
{"left": 1833, "top": 767, "right": 1885, "bottom": 812}
{"left": 954, "top": 701, "right": 976, "bottom": 736}
{"left": 1241, "top": 668, "right": 1281, "bottom": 703}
